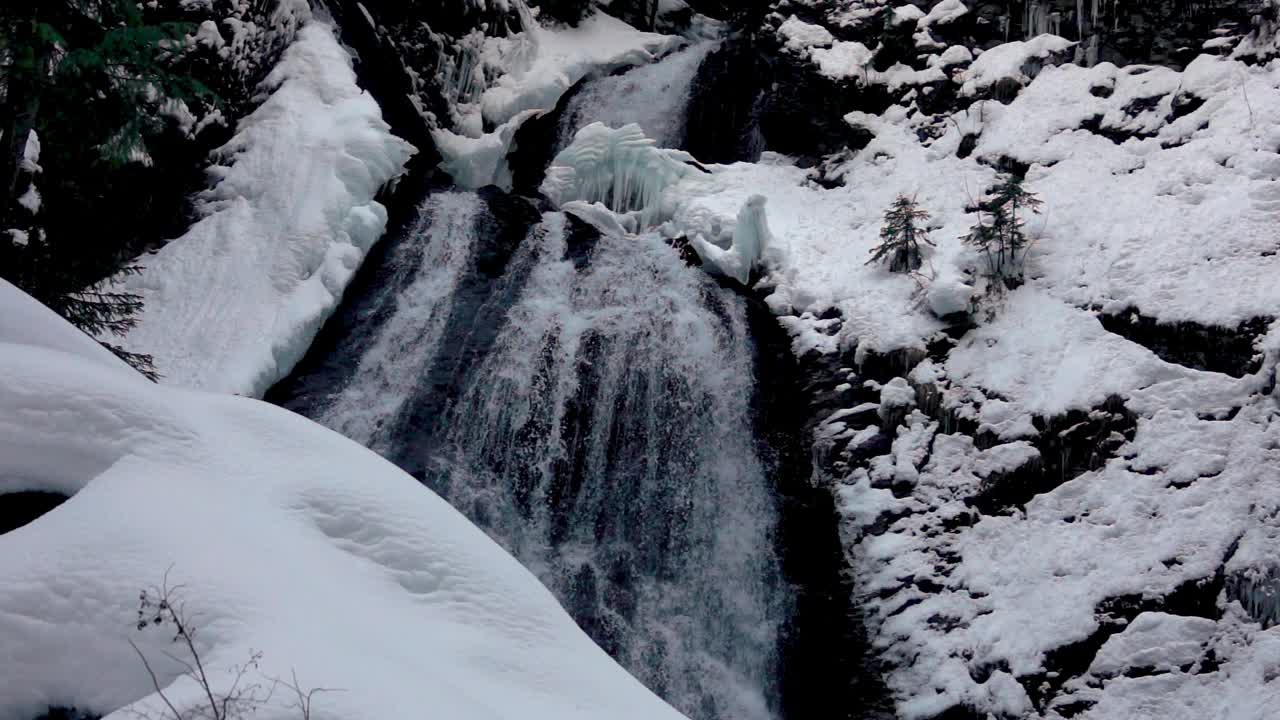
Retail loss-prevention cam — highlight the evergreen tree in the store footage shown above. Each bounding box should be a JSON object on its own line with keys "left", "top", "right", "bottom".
{"left": 1, "top": 0, "right": 214, "bottom": 378}
{"left": 867, "top": 194, "right": 934, "bottom": 272}
{"left": 964, "top": 173, "right": 1042, "bottom": 281}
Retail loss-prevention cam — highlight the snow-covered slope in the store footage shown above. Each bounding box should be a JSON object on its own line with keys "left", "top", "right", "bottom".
{"left": 114, "top": 19, "right": 414, "bottom": 398}
{"left": 534, "top": 5, "right": 1280, "bottom": 716}
{"left": 0, "top": 277, "right": 687, "bottom": 720}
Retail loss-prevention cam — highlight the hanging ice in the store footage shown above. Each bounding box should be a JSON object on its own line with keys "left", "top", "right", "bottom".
{"left": 691, "top": 194, "right": 774, "bottom": 286}
{"left": 540, "top": 122, "right": 697, "bottom": 227}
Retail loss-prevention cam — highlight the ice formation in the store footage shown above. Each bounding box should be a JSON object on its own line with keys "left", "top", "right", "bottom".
{"left": 541, "top": 122, "right": 697, "bottom": 227}
{"left": 0, "top": 277, "right": 688, "bottom": 720}
{"left": 691, "top": 194, "right": 775, "bottom": 285}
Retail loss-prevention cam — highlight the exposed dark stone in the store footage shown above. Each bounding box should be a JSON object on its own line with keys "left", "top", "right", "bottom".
{"left": 1097, "top": 309, "right": 1271, "bottom": 377}
{"left": 684, "top": 28, "right": 889, "bottom": 166}
{"left": 1052, "top": 699, "right": 1098, "bottom": 718}
{"left": 31, "top": 708, "right": 99, "bottom": 720}
{"left": 1122, "top": 94, "right": 1166, "bottom": 117}
{"left": 924, "top": 703, "right": 985, "bottom": 720}
{"left": 1169, "top": 91, "right": 1207, "bottom": 120}
{"left": 1227, "top": 564, "right": 1280, "bottom": 628}
{"left": 0, "top": 491, "right": 70, "bottom": 535}
{"left": 663, "top": 234, "right": 702, "bottom": 266}
{"left": 743, "top": 287, "right": 897, "bottom": 720}
{"left": 507, "top": 77, "right": 594, "bottom": 195}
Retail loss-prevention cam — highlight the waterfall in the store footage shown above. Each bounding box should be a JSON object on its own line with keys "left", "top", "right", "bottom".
{"left": 304, "top": 193, "right": 484, "bottom": 454}
{"left": 554, "top": 41, "right": 716, "bottom": 153}
{"left": 273, "top": 194, "right": 788, "bottom": 720}
{"left": 426, "top": 215, "right": 784, "bottom": 720}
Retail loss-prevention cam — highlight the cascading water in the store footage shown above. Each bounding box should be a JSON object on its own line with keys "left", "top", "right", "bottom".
{"left": 428, "top": 216, "right": 785, "bottom": 719}
{"left": 272, "top": 193, "right": 788, "bottom": 720}
{"left": 270, "top": 44, "right": 883, "bottom": 720}
{"left": 553, "top": 41, "right": 716, "bottom": 152}
{"left": 305, "top": 193, "right": 483, "bottom": 454}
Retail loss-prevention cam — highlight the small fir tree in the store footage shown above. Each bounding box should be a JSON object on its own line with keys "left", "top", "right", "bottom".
{"left": 867, "top": 194, "right": 934, "bottom": 272}
{"left": 964, "top": 173, "right": 1042, "bottom": 281}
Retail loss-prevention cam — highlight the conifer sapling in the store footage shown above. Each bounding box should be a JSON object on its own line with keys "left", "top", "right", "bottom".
{"left": 964, "top": 173, "right": 1042, "bottom": 282}
{"left": 868, "top": 194, "right": 934, "bottom": 272}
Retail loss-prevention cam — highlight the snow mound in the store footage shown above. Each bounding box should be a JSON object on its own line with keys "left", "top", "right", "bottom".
{"left": 114, "top": 21, "right": 415, "bottom": 397}
{"left": 959, "top": 35, "right": 1075, "bottom": 97}
{"left": 0, "top": 281, "right": 687, "bottom": 720}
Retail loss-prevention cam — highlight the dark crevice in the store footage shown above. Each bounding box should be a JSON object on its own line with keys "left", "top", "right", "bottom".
{"left": 1097, "top": 308, "right": 1271, "bottom": 377}
{"left": 0, "top": 491, "right": 71, "bottom": 535}
{"left": 743, "top": 285, "right": 896, "bottom": 720}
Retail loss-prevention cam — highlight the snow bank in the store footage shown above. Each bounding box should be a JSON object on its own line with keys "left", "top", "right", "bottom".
{"left": 114, "top": 21, "right": 415, "bottom": 397}
{"left": 0, "top": 282, "right": 687, "bottom": 720}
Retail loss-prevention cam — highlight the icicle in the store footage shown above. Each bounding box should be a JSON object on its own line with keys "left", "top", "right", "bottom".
{"left": 541, "top": 123, "right": 698, "bottom": 228}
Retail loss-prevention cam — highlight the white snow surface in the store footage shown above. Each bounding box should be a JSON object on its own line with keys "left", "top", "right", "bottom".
{"left": 641, "top": 28, "right": 1280, "bottom": 719}
{"left": 112, "top": 20, "right": 415, "bottom": 397}
{"left": 0, "top": 280, "right": 687, "bottom": 720}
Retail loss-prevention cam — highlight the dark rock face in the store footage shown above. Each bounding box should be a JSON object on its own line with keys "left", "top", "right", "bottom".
{"left": 507, "top": 77, "right": 595, "bottom": 195}
{"left": 29, "top": 708, "right": 98, "bottom": 720}
{"left": 742, "top": 290, "right": 897, "bottom": 720}
{"left": 684, "top": 30, "right": 888, "bottom": 166}
{"left": 317, "top": 0, "right": 526, "bottom": 178}
{"left": 0, "top": 491, "right": 70, "bottom": 536}
{"left": 1097, "top": 309, "right": 1272, "bottom": 378}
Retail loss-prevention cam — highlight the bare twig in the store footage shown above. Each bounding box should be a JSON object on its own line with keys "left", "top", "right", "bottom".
{"left": 276, "top": 670, "right": 342, "bottom": 720}
{"left": 128, "top": 639, "right": 185, "bottom": 720}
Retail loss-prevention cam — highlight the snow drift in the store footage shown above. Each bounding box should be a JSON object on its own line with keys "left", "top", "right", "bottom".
{"left": 0, "top": 277, "right": 688, "bottom": 720}
{"left": 113, "top": 20, "right": 415, "bottom": 398}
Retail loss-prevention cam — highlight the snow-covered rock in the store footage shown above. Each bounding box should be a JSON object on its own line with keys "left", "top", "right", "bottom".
{"left": 0, "top": 278, "right": 687, "bottom": 720}
{"left": 653, "top": 13, "right": 1280, "bottom": 718}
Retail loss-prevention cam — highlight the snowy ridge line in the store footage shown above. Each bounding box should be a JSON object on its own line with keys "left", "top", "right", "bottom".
{"left": 0, "top": 277, "right": 691, "bottom": 720}
{"left": 112, "top": 19, "right": 415, "bottom": 398}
